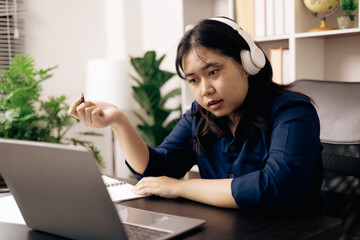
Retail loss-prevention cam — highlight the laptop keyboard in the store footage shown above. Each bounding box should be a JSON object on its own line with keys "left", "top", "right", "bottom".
{"left": 123, "top": 223, "right": 171, "bottom": 240}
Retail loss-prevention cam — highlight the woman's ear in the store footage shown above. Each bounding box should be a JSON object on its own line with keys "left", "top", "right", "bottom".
{"left": 237, "top": 64, "right": 249, "bottom": 80}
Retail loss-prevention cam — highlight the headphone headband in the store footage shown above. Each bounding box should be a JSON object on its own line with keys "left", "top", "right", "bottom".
{"left": 208, "top": 17, "right": 266, "bottom": 75}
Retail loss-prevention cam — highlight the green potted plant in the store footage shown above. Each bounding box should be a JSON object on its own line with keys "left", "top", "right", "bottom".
{"left": 337, "top": 0, "right": 359, "bottom": 29}
{"left": 0, "top": 54, "right": 104, "bottom": 176}
{"left": 130, "top": 51, "right": 181, "bottom": 148}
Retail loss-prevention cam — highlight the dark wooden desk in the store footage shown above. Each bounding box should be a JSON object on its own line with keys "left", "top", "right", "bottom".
{"left": 0, "top": 193, "right": 342, "bottom": 240}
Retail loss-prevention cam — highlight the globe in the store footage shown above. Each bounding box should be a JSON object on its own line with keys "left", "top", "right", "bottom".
{"left": 303, "top": 0, "right": 339, "bottom": 32}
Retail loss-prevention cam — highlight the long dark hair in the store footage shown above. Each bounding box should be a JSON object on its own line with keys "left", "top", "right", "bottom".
{"left": 175, "top": 17, "right": 294, "bottom": 153}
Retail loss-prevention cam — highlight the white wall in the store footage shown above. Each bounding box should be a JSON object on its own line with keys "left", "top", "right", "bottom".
{"left": 140, "top": 0, "right": 184, "bottom": 128}
{"left": 25, "top": 0, "right": 107, "bottom": 100}
{"left": 24, "top": 0, "right": 113, "bottom": 174}
{"left": 24, "top": 0, "right": 183, "bottom": 178}
{"left": 325, "top": 36, "right": 360, "bottom": 82}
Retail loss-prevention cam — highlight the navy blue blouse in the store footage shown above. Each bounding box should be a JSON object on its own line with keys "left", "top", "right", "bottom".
{"left": 127, "top": 92, "right": 323, "bottom": 211}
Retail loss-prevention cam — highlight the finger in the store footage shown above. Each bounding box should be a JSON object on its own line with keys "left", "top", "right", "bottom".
{"left": 68, "top": 97, "right": 82, "bottom": 118}
{"left": 136, "top": 187, "right": 152, "bottom": 196}
{"left": 134, "top": 177, "right": 155, "bottom": 187}
{"left": 133, "top": 178, "right": 149, "bottom": 191}
{"left": 132, "top": 188, "right": 151, "bottom": 196}
{"left": 91, "top": 107, "right": 105, "bottom": 128}
{"left": 76, "top": 101, "right": 96, "bottom": 122}
{"left": 84, "top": 106, "right": 97, "bottom": 126}
{"left": 133, "top": 177, "right": 159, "bottom": 192}
{"left": 132, "top": 183, "right": 152, "bottom": 196}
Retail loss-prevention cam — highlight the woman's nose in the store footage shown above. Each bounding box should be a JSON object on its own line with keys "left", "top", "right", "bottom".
{"left": 201, "top": 79, "right": 215, "bottom": 96}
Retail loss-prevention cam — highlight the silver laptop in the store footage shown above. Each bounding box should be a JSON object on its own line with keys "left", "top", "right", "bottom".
{"left": 0, "top": 138, "right": 205, "bottom": 240}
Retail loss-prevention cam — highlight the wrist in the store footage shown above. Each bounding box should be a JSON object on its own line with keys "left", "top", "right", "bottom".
{"left": 110, "top": 112, "right": 129, "bottom": 130}
{"left": 175, "top": 179, "right": 186, "bottom": 197}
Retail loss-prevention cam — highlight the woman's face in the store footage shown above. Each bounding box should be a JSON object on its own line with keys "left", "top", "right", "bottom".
{"left": 183, "top": 46, "right": 249, "bottom": 120}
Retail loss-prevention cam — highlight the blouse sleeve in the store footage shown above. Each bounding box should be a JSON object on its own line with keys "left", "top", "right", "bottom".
{"left": 231, "top": 100, "right": 323, "bottom": 210}
{"left": 126, "top": 103, "right": 198, "bottom": 180}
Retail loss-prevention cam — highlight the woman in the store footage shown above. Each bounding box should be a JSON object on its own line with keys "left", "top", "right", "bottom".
{"left": 69, "top": 17, "right": 323, "bottom": 212}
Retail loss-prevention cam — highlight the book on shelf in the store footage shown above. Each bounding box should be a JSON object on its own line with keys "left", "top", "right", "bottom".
{"left": 235, "top": 0, "right": 266, "bottom": 38}
{"left": 282, "top": 48, "right": 290, "bottom": 84}
{"left": 254, "top": 0, "right": 265, "bottom": 37}
{"left": 269, "top": 47, "right": 290, "bottom": 84}
{"left": 274, "top": 0, "right": 284, "bottom": 36}
{"left": 102, "top": 175, "right": 147, "bottom": 203}
{"left": 283, "top": 0, "right": 292, "bottom": 35}
{"left": 235, "top": 0, "right": 255, "bottom": 37}
{"left": 236, "top": 0, "right": 292, "bottom": 38}
{"left": 265, "top": 0, "right": 274, "bottom": 36}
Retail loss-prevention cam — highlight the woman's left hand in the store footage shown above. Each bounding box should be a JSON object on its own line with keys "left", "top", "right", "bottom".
{"left": 132, "top": 176, "right": 181, "bottom": 199}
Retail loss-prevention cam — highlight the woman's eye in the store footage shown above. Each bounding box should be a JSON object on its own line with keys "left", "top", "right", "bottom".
{"left": 187, "top": 78, "right": 198, "bottom": 84}
{"left": 209, "top": 70, "right": 218, "bottom": 76}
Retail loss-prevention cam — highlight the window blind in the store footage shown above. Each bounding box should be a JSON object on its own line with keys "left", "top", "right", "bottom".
{"left": 0, "top": 0, "right": 25, "bottom": 70}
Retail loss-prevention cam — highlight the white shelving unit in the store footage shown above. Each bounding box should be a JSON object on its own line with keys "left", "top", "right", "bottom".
{"left": 181, "top": 0, "right": 360, "bottom": 114}
{"left": 181, "top": 0, "right": 360, "bottom": 178}
{"left": 255, "top": 0, "right": 360, "bottom": 84}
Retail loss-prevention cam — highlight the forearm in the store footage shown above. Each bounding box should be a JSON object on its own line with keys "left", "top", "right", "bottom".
{"left": 111, "top": 115, "right": 149, "bottom": 174}
{"left": 177, "top": 178, "right": 238, "bottom": 208}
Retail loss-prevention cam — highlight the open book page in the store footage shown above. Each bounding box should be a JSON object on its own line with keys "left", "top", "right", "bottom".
{"left": 101, "top": 175, "right": 147, "bottom": 202}
{"left": 0, "top": 195, "right": 25, "bottom": 225}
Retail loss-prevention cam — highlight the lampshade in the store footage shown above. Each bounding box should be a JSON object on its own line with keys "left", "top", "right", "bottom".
{"left": 86, "top": 59, "right": 133, "bottom": 110}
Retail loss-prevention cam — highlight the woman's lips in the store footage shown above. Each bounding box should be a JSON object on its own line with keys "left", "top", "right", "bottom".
{"left": 208, "top": 99, "right": 224, "bottom": 110}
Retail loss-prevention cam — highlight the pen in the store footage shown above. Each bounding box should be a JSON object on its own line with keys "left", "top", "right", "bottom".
{"left": 81, "top": 92, "right": 85, "bottom": 103}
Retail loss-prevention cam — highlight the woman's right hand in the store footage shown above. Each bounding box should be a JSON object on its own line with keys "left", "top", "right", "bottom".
{"left": 68, "top": 97, "right": 125, "bottom": 129}
{"left": 69, "top": 97, "right": 150, "bottom": 174}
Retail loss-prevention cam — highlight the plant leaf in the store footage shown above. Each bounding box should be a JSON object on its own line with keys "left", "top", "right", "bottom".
{"left": 153, "top": 107, "right": 171, "bottom": 126}
{"left": 159, "top": 88, "right": 181, "bottom": 107}
{"left": 153, "top": 70, "right": 176, "bottom": 89}
{"left": 132, "top": 111, "right": 148, "bottom": 125}
{"left": 136, "top": 124, "right": 157, "bottom": 148}
{"left": 129, "top": 74, "right": 142, "bottom": 86}
{"left": 78, "top": 131, "right": 103, "bottom": 136}
{"left": 0, "top": 54, "right": 104, "bottom": 168}
{"left": 164, "top": 117, "right": 181, "bottom": 130}
{"left": 130, "top": 51, "right": 179, "bottom": 147}
{"left": 132, "top": 84, "right": 161, "bottom": 116}
{"left": 155, "top": 54, "right": 166, "bottom": 69}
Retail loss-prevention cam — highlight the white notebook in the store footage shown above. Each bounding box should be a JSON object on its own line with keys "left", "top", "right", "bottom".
{"left": 101, "top": 175, "right": 147, "bottom": 202}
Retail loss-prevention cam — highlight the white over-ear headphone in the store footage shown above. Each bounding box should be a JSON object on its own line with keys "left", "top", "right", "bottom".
{"left": 209, "top": 17, "right": 266, "bottom": 75}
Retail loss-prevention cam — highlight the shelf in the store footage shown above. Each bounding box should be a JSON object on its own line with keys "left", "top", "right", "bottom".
{"left": 254, "top": 35, "right": 290, "bottom": 43}
{"left": 295, "top": 28, "right": 360, "bottom": 39}
{"left": 255, "top": 28, "right": 360, "bottom": 42}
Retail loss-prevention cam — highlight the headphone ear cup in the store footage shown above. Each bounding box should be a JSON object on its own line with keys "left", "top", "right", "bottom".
{"left": 240, "top": 50, "right": 261, "bottom": 75}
